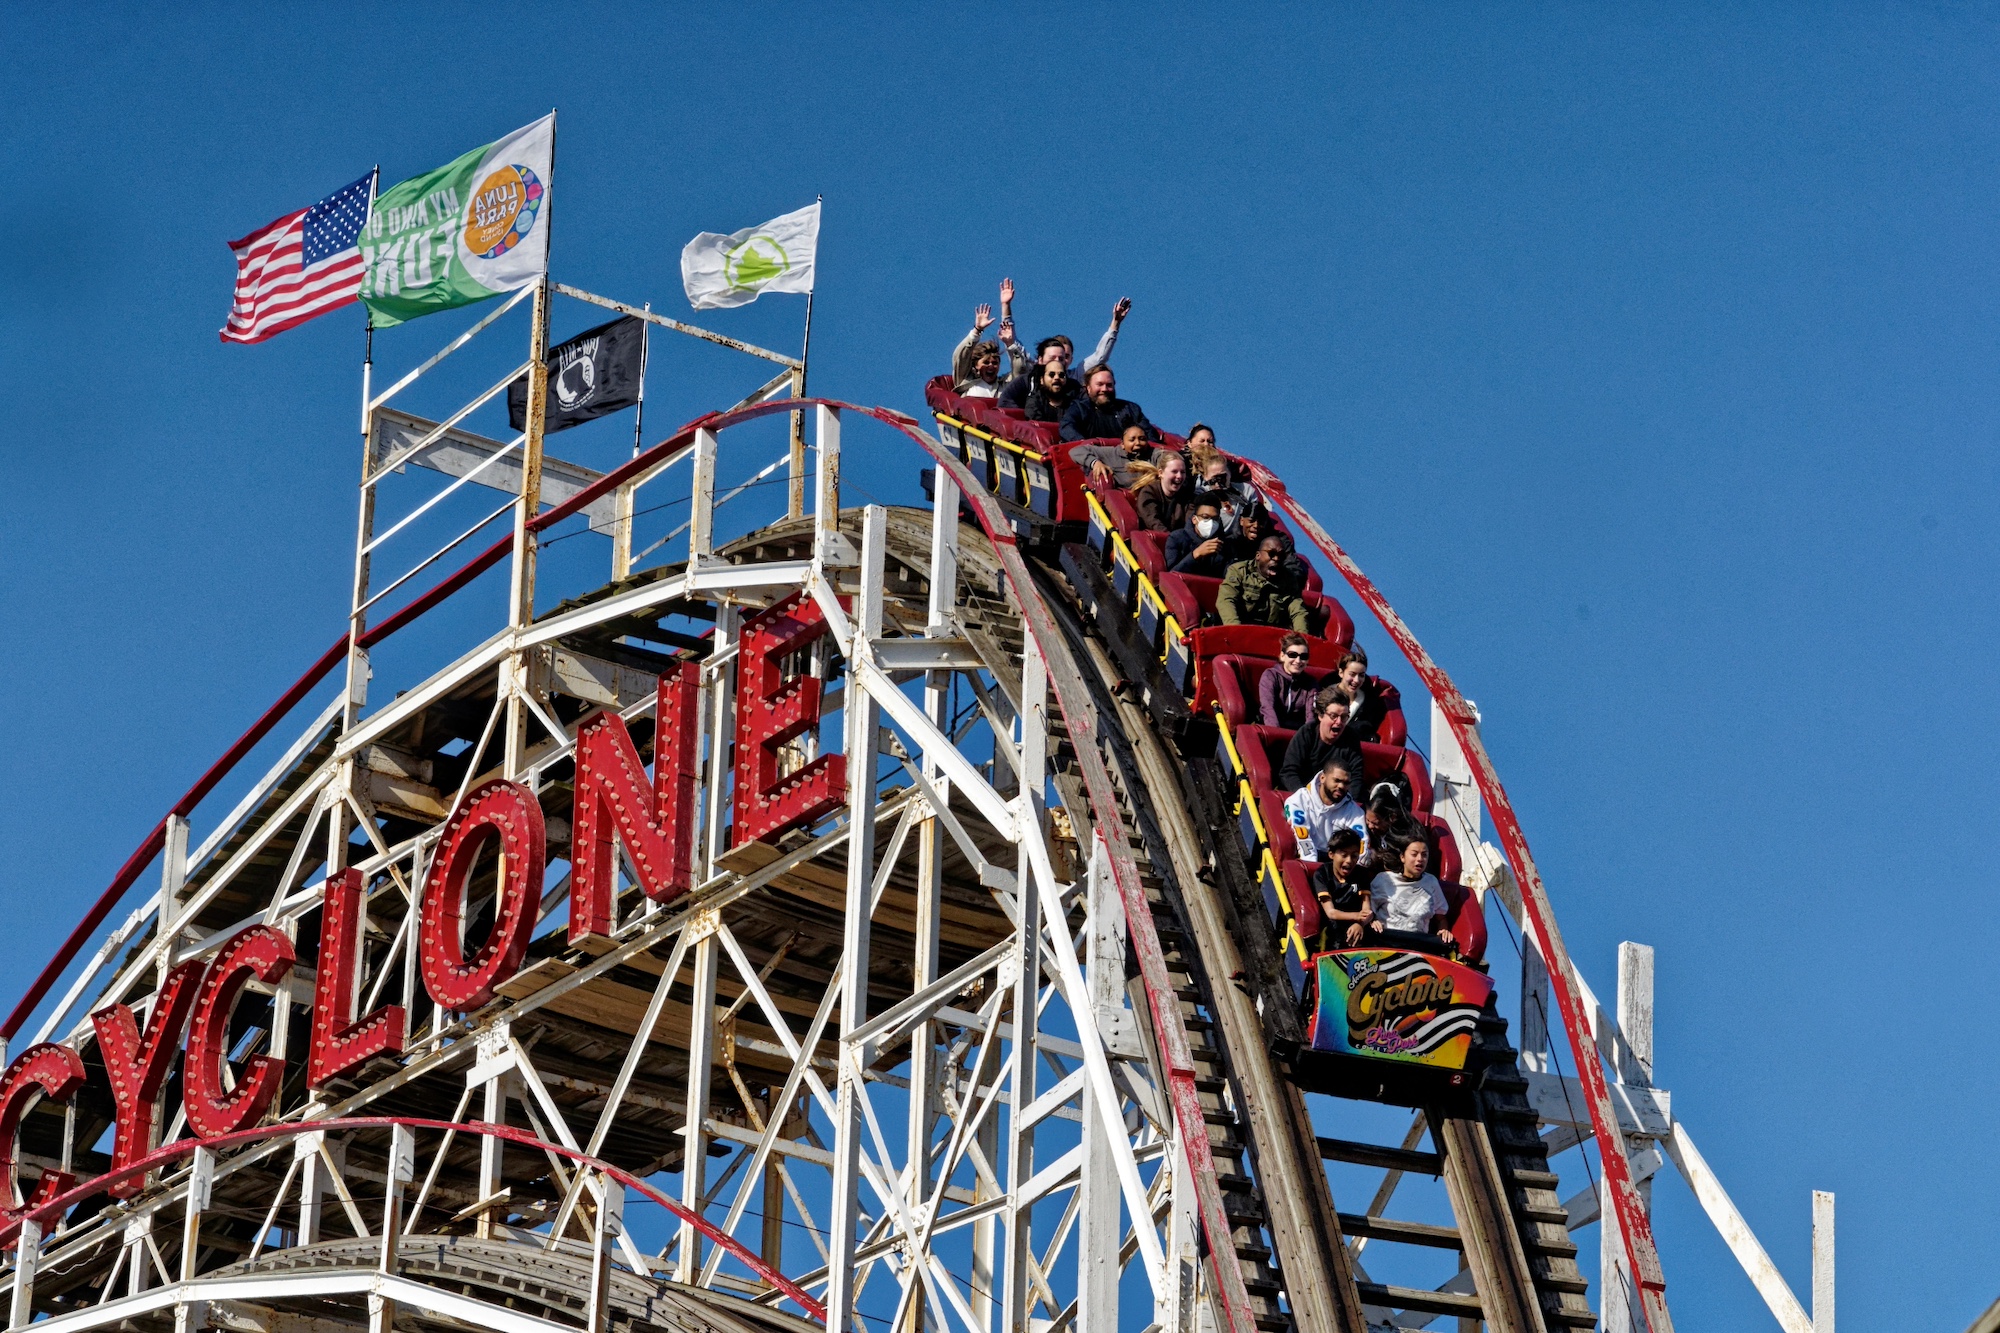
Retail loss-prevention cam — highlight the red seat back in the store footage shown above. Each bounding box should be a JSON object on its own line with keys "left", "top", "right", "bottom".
{"left": 1130, "top": 531, "right": 1167, "bottom": 583}
{"left": 1359, "top": 742, "right": 1433, "bottom": 813}
{"left": 1102, "top": 490, "right": 1141, "bottom": 538}
{"left": 1212, "top": 654, "right": 1272, "bottom": 729}
{"left": 1234, "top": 724, "right": 1292, "bottom": 798}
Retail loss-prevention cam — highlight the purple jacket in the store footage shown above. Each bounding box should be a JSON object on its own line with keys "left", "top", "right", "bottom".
{"left": 1259, "top": 665, "right": 1323, "bottom": 730}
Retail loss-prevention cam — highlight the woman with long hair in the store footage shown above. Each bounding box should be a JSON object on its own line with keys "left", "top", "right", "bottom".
{"left": 1125, "top": 448, "right": 1193, "bottom": 532}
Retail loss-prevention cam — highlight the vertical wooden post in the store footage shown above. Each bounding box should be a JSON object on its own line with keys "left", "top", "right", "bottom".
{"left": 678, "top": 929, "right": 719, "bottom": 1281}
{"left": 9, "top": 1219, "right": 41, "bottom": 1329}
{"left": 1000, "top": 639, "right": 1048, "bottom": 1333}
{"left": 1077, "top": 839, "right": 1120, "bottom": 1333}
{"left": 477, "top": 1074, "right": 507, "bottom": 1240}
{"left": 787, "top": 368, "right": 807, "bottom": 519}
{"left": 905, "top": 470, "right": 958, "bottom": 1333}
{"left": 505, "top": 279, "right": 551, "bottom": 778}
{"left": 1812, "top": 1191, "right": 1834, "bottom": 1333}
{"left": 370, "top": 1124, "right": 415, "bottom": 1333}
{"left": 155, "top": 814, "right": 190, "bottom": 987}
{"left": 176, "top": 1146, "right": 214, "bottom": 1333}
{"left": 297, "top": 1132, "right": 326, "bottom": 1247}
{"left": 1604, "top": 942, "right": 1655, "bottom": 1333}
{"left": 588, "top": 1178, "right": 625, "bottom": 1333}
{"left": 689, "top": 427, "right": 720, "bottom": 564}
{"left": 824, "top": 506, "right": 886, "bottom": 1333}
{"left": 814, "top": 407, "right": 842, "bottom": 557}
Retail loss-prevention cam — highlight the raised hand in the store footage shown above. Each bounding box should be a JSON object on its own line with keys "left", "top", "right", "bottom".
{"left": 999, "top": 277, "right": 1015, "bottom": 312}
{"left": 974, "top": 303, "right": 993, "bottom": 333}
{"left": 1112, "top": 296, "right": 1131, "bottom": 323}
{"left": 998, "top": 317, "right": 1015, "bottom": 345}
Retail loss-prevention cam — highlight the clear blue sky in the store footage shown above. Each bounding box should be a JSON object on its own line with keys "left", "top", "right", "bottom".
{"left": 5, "top": 5, "right": 1998, "bottom": 1328}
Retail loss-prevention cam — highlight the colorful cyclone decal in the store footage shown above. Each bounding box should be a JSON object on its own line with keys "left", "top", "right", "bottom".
{"left": 463, "top": 164, "right": 545, "bottom": 260}
{"left": 1308, "top": 948, "right": 1494, "bottom": 1069}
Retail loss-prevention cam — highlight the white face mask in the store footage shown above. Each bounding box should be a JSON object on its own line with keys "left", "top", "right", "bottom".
{"left": 1194, "top": 518, "right": 1218, "bottom": 538}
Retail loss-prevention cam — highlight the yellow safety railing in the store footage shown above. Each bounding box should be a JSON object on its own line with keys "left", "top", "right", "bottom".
{"left": 1215, "top": 708, "right": 1309, "bottom": 963}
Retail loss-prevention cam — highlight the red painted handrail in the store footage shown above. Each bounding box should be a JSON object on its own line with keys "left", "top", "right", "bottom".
{"left": 0, "top": 1115, "right": 825, "bottom": 1321}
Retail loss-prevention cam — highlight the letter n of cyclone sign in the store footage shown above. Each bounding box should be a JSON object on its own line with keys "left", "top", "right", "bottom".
{"left": 568, "top": 662, "right": 701, "bottom": 943}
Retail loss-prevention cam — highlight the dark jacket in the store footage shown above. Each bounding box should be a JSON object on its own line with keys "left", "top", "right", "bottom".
{"left": 1279, "top": 724, "right": 1367, "bottom": 794}
{"left": 1165, "top": 524, "right": 1251, "bottom": 579}
{"left": 1023, "top": 375, "right": 1078, "bottom": 423}
{"left": 1349, "top": 675, "right": 1404, "bottom": 743}
{"left": 1132, "top": 480, "right": 1191, "bottom": 534}
{"left": 1218, "top": 559, "right": 1310, "bottom": 633}
{"left": 1060, "top": 394, "right": 1156, "bottom": 442}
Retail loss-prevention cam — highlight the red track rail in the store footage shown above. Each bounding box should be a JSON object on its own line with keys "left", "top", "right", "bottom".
{"left": 1245, "top": 462, "right": 1675, "bottom": 1333}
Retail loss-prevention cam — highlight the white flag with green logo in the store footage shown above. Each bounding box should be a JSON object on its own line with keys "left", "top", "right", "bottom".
{"left": 359, "top": 114, "right": 554, "bottom": 328}
{"left": 680, "top": 201, "right": 819, "bottom": 311}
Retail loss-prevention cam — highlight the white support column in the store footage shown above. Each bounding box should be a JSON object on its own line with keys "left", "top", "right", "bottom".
{"left": 371, "top": 1124, "right": 415, "bottom": 1333}
{"left": 1000, "top": 639, "right": 1049, "bottom": 1333}
{"left": 689, "top": 426, "right": 719, "bottom": 564}
{"left": 678, "top": 929, "right": 720, "bottom": 1282}
{"left": 9, "top": 1218, "right": 40, "bottom": 1329}
{"left": 815, "top": 407, "right": 844, "bottom": 565}
{"left": 1603, "top": 942, "right": 1655, "bottom": 1333}
{"left": 176, "top": 1145, "right": 214, "bottom": 1333}
{"left": 155, "top": 814, "right": 190, "bottom": 987}
{"left": 589, "top": 1180, "right": 627, "bottom": 1333}
{"left": 906, "top": 477, "right": 959, "bottom": 1333}
{"left": 1812, "top": 1191, "right": 1834, "bottom": 1333}
{"left": 1077, "top": 838, "right": 1121, "bottom": 1333}
{"left": 825, "top": 505, "right": 887, "bottom": 1333}
{"left": 702, "top": 605, "right": 740, "bottom": 884}
{"left": 297, "top": 1132, "right": 326, "bottom": 1247}
{"left": 477, "top": 1074, "right": 507, "bottom": 1239}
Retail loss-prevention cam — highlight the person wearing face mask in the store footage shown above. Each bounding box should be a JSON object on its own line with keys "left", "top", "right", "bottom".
{"left": 1164, "top": 494, "right": 1234, "bottom": 578}
{"left": 1332, "top": 646, "right": 1403, "bottom": 743}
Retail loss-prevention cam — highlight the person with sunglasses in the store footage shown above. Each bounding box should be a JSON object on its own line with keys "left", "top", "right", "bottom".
{"left": 1258, "top": 631, "right": 1322, "bottom": 729}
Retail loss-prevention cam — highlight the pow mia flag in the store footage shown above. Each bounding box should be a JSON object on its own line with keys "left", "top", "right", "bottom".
{"left": 507, "top": 314, "right": 646, "bottom": 434}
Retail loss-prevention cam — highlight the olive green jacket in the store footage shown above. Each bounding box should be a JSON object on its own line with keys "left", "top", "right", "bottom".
{"left": 1217, "top": 559, "right": 1310, "bottom": 633}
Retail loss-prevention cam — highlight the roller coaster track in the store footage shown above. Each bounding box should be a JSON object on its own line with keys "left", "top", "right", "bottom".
{"left": 0, "top": 374, "right": 1679, "bottom": 1333}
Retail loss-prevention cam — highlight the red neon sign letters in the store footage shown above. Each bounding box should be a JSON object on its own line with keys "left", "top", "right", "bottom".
{"left": 1, "top": 624, "right": 848, "bottom": 1218}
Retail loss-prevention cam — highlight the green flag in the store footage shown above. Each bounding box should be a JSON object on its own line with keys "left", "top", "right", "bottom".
{"left": 359, "top": 114, "right": 554, "bottom": 328}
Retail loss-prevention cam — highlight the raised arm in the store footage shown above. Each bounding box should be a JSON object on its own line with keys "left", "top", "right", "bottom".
{"left": 1080, "top": 296, "right": 1130, "bottom": 373}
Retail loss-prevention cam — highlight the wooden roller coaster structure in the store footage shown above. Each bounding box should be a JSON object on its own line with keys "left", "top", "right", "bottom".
{"left": 0, "top": 282, "right": 1835, "bottom": 1333}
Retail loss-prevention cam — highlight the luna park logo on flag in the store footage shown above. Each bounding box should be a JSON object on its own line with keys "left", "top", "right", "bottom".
{"left": 463, "top": 164, "right": 545, "bottom": 260}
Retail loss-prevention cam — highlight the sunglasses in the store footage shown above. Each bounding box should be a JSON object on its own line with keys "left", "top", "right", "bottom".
{"left": 1281, "top": 650, "right": 1309, "bottom": 660}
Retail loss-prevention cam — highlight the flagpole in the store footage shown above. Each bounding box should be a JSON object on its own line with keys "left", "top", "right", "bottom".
{"left": 787, "top": 196, "right": 820, "bottom": 519}
{"left": 344, "top": 166, "right": 381, "bottom": 738}
{"left": 632, "top": 303, "right": 651, "bottom": 458}
{"left": 505, "top": 113, "right": 555, "bottom": 784}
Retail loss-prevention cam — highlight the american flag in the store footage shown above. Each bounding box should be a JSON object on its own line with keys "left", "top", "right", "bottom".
{"left": 220, "top": 171, "right": 374, "bottom": 344}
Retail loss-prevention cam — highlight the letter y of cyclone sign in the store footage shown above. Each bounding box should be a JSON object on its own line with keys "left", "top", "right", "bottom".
{"left": 308, "top": 869, "right": 407, "bottom": 1087}
{"left": 733, "top": 592, "right": 847, "bottom": 847}
{"left": 90, "top": 959, "right": 204, "bottom": 1196}
{"left": 418, "top": 778, "right": 545, "bottom": 1011}
{"left": 0, "top": 1043, "right": 87, "bottom": 1233}
{"left": 568, "top": 662, "right": 701, "bottom": 943}
{"left": 185, "top": 925, "right": 296, "bottom": 1140}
